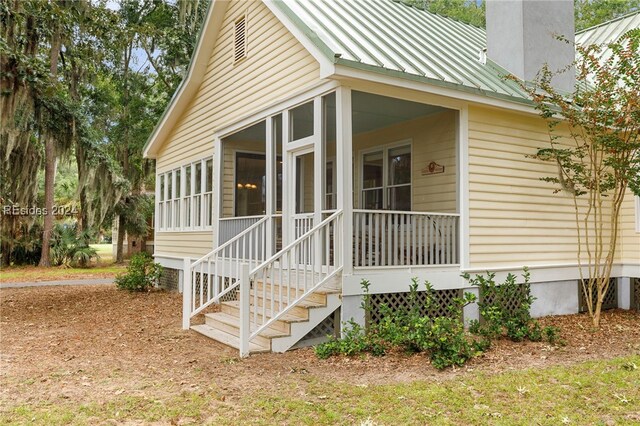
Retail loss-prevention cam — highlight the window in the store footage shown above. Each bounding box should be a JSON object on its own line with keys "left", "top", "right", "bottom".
{"left": 362, "top": 151, "right": 384, "bottom": 210}
{"left": 387, "top": 145, "right": 411, "bottom": 211}
{"left": 233, "top": 15, "right": 247, "bottom": 63}
{"left": 156, "top": 157, "right": 213, "bottom": 231}
{"left": 360, "top": 143, "right": 412, "bottom": 211}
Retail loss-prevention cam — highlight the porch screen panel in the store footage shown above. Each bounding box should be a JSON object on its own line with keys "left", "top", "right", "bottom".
{"left": 235, "top": 153, "right": 266, "bottom": 216}
{"left": 289, "top": 101, "right": 314, "bottom": 141}
{"left": 273, "top": 115, "right": 283, "bottom": 213}
{"left": 323, "top": 92, "right": 337, "bottom": 210}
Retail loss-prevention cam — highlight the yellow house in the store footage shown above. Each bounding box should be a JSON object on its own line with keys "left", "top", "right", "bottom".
{"left": 143, "top": 0, "right": 640, "bottom": 356}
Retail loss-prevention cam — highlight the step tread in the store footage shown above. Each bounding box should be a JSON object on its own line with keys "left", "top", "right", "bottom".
{"left": 222, "top": 300, "right": 308, "bottom": 322}
{"left": 248, "top": 291, "right": 327, "bottom": 308}
{"left": 191, "top": 324, "right": 270, "bottom": 353}
{"left": 205, "top": 312, "right": 290, "bottom": 338}
{"left": 254, "top": 281, "right": 341, "bottom": 295}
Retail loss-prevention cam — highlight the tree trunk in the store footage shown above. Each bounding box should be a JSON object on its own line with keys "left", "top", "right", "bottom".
{"left": 39, "top": 25, "right": 61, "bottom": 267}
{"left": 38, "top": 137, "right": 56, "bottom": 267}
{"left": 116, "top": 214, "right": 126, "bottom": 263}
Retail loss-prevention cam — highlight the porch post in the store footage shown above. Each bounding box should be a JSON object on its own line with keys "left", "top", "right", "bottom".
{"left": 336, "top": 87, "right": 353, "bottom": 275}
{"left": 265, "top": 119, "right": 274, "bottom": 258}
{"left": 282, "top": 111, "right": 291, "bottom": 246}
{"left": 182, "top": 257, "right": 192, "bottom": 330}
{"left": 313, "top": 97, "right": 323, "bottom": 273}
{"left": 212, "top": 137, "right": 222, "bottom": 247}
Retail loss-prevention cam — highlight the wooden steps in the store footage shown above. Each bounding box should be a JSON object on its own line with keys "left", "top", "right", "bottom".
{"left": 191, "top": 280, "right": 342, "bottom": 354}
{"left": 191, "top": 324, "right": 270, "bottom": 353}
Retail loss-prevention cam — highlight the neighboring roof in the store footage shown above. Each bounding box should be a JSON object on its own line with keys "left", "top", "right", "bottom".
{"left": 576, "top": 11, "right": 640, "bottom": 60}
{"left": 277, "top": 0, "right": 529, "bottom": 100}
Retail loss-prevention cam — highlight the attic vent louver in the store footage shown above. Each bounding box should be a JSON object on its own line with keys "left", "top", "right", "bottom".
{"left": 234, "top": 16, "right": 247, "bottom": 63}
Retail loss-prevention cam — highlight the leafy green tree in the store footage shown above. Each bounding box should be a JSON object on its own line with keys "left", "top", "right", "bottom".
{"left": 403, "top": 0, "right": 485, "bottom": 27}
{"left": 575, "top": 0, "right": 640, "bottom": 31}
{"left": 514, "top": 30, "right": 640, "bottom": 328}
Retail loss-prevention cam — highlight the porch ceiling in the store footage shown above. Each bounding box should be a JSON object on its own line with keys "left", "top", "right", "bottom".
{"left": 352, "top": 91, "right": 446, "bottom": 135}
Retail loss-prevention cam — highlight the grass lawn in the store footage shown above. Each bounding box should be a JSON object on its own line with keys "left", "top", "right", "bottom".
{"left": 0, "top": 244, "right": 124, "bottom": 283}
{"left": 2, "top": 355, "right": 638, "bottom": 425}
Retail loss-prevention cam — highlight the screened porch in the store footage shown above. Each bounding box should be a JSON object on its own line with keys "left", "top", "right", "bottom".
{"left": 217, "top": 90, "right": 460, "bottom": 269}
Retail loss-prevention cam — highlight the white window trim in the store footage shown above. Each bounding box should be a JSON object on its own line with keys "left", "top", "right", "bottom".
{"left": 358, "top": 139, "right": 413, "bottom": 210}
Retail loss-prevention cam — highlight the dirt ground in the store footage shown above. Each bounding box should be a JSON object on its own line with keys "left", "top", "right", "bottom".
{"left": 1, "top": 284, "right": 639, "bottom": 416}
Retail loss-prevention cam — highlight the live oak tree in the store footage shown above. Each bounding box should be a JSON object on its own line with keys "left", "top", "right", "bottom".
{"left": 516, "top": 30, "right": 640, "bottom": 328}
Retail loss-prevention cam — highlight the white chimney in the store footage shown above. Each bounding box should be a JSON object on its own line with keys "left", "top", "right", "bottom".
{"left": 486, "top": 0, "right": 575, "bottom": 92}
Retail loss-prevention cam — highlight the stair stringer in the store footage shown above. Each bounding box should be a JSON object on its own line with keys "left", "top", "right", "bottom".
{"left": 270, "top": 292, "right": 341, "bottom": 353}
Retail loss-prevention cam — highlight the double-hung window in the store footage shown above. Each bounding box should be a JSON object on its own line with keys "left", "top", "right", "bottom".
{"left": 360, "top": 142, "right": 412, "bottom": 211}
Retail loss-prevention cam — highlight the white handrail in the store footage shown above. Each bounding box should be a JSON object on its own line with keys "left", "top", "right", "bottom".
{"left": 187, "top": 215, "right": 271, "bottom": 319}
{"left": 241, "top": 210, "right": 344, "bottom": 346}
{"left": 353, "top": 209, "right": 460, "bottom": 217}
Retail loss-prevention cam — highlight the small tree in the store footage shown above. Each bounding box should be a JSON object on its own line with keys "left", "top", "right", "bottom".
{"left": 514, "top": 30, "right": 639, "bottom": 327}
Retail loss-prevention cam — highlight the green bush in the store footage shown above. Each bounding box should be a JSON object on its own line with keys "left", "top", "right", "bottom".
{"left": 50, "top": 224, "right": 98, "bottom": 267}
{"left": 315, "top": 279, "right": 482, "bottom": 369}
{"left": 115, "top": 252, "right": 162, "bottom": 292}
{"left": 464, "top": 268, "right": 561, "bottom": 345}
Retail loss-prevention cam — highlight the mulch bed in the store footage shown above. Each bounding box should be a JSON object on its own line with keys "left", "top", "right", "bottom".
{"left": 1, "top": 285, "right": 638, "bottom": 408}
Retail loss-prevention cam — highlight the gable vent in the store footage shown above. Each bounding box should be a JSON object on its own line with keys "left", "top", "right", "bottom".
{"left": 234, "top": 16, "right": 247, "bottom": 63}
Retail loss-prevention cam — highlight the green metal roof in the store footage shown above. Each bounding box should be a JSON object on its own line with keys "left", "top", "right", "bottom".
{"left": 278, "top": 0, "right": 639, "bottom": 103}
{"left": 576, "top": 11, "right": 640, "bottom": 61}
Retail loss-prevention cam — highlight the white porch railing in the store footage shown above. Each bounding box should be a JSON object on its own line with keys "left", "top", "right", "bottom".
{"left": 353, "top": 210, "right": 460, "bottom": 268}
{"left": 238, "top": 210, "right": 344, "bottom": 356}
{"left": 184, "top": 216, "right": 270, "bottom": 326}
{"left": 218, "top": 215, "right": 263, "bottom": 245}
{"left": 293, "top": 213, "right": 314, "bottom": 239}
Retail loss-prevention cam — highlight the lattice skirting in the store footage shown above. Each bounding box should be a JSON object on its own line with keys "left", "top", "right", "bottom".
{"left": 479, "top": 284, "right": 530, "bottom": 323}
{"left": 293, "top": 308, "right": 341, "bottom": 349}
{"left": 578, "top": 278, "right": 617, "bottom": 313}
{"left": 367, "top": 289, "right": 464, "bottom": 326}
{"left": 158, "top": 267, "right": 179, "bottom": 291}
{"left": 192, "top": 273, "right": 239, "bottom": 302}
{"left": 633, "top": 278, "right": 640, "bottom": 312}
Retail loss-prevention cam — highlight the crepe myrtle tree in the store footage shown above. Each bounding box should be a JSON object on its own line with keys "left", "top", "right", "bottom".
{"left": 513, "top": 30, "right": 639, "bottom": 328}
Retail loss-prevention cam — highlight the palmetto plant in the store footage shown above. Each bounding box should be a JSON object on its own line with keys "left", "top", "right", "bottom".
{"left": 50, "top": 224, "right": 98, "bottom": 267}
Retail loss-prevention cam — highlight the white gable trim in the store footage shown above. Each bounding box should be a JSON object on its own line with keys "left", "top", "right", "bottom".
{"left": 262, "top": 1, "right": 335, "bottom": 78}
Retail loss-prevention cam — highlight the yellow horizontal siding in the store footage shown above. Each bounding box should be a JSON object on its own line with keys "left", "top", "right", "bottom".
{"left": 619, "top": 191, "right": 640, "bottom": 263}
{"left": 467, "top": 105, "right": 631, "bottom": 268}
{"left": 155, "top": 0, "right": 320, "bottom": 171}
{"left": 154, "top": 232, "right": 212, "bottom": 258}
{"left": 154, "top": 0, "right": 320, "bottom": 258}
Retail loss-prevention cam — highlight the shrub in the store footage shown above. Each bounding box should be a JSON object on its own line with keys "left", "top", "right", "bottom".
{"left": 50, "top": 224, "right": 98, "bottom": 267}
{"left": 464, "top": 268, "right": 561, "bottom": 345}
{"left": 115, "top": 252, "right": 162, "bottom": 292}
{"left": 315, "top": 279, "right": 482, "bottom": 369}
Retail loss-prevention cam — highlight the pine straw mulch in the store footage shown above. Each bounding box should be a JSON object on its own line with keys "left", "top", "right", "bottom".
{"left": 0, "top": 284, "right": 638, "bottom": 409}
